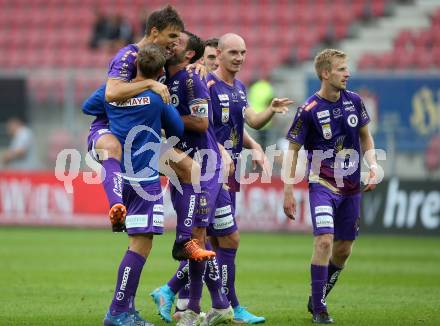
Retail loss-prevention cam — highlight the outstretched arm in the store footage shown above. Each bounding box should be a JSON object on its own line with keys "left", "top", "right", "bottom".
{"left": 105, "top": 79, "right": 170, "bottom": 104}
{"left": 245, "top": 98, "right": 294, "bottom": 129}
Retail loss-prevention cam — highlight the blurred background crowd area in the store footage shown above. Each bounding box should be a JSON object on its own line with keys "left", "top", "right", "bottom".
{"left": 0, "top": 0, "right": 439, "bottom": 179}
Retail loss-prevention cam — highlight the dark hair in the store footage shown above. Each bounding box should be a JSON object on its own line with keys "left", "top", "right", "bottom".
{"left": 183, "top": 31, "right": 205, "bottom": 64}
{"left": 137, "top": 44, "right": 166, "bottom": 78}
{"left": 145, "top": 5, "right": 184, "bottom": 35}
{"left": 204, "top": 37, "right": 219, "bottom": 49}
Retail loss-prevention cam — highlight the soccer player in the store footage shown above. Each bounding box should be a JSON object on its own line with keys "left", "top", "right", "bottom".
{"left": 85, "top": 5, "right": 184, "bottom": 232}
{"left": 167, "top": 35, "right": 270, "bottom": 323}
{"left": 100, "top": 43, "right": 183, "bottom": 326}
{"left": 151, "top": 30, "right": 234, "bottom": 326}
{"left": 207, "top": 33, "right": 292, "bottom": 324}
{"left": 201, "top": 38, "right": 219, "bottom": 72}
{"left": 282, "top": 49, "right": 377, "bottom": 324}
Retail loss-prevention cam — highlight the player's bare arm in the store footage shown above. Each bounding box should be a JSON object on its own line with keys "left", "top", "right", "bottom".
{"left": 282, "top": 141, "right": 301, "bottom": 220}
{"left": 359, "top": 124, "right": 377, "bottom": 192}
{"left": 105, "top": 78, "right": 171, "bottom": 104}
{"left": 244, "top": 97, "right": 294, "bottom": 129}
{"left": 243, "top": 129, "right": 269, "bottom": 174}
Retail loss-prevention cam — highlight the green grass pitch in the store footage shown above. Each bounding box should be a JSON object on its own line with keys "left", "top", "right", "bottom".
{"left": 1, "top": 227, "right": 439, "bottom": 325}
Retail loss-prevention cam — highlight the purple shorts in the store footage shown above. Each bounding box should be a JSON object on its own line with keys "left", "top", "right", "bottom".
{"left": 123, "top": 181, "right": 164, "bottom": 236}
{"left": 207, "top": 188, "right": 238, "bottom": 237}
{"left": 309, "top": 183, "right": 361, "bottom": 240}
{"left": 87, "top": 127, "right": 113, "bottom": 163}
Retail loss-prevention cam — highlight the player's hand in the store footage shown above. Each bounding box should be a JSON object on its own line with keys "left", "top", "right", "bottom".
{"left": 251, "top": 145, "right": 269, "bottom": 176}
{"left": 186, "top": 63, "right": 208, "bottom": 80}
{"left": 283, "top": 188, "right": 296, "bottom": 220}
{"left": 150, "top": 80, "right": 171, "bottom": 104}
{"left": 363, "top": 164, "right": 378, "bottom": 192}
{"left": 269, "top": 98, "right": 294, "bottom": 114}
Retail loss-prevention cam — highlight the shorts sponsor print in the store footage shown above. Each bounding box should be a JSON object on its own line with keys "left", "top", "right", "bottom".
{"left": 123, "top": 181, "right": 164, "bottom": 235}
{"left": 309, "top": 183, "right": 361, "bottom": 240}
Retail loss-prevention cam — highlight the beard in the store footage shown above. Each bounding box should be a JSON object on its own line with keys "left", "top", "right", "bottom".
{"left": 167, "top": 51, "right": 186, "bottom": 66}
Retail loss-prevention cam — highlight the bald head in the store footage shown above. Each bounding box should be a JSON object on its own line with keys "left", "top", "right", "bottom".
{"left": 218, "top": 33, "right": 245, "bottom": 50}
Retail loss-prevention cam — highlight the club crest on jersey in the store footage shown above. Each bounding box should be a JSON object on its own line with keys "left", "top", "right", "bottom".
{"left": 347, "top": 114, "right": 359, "bottom": 127}
{"left": 322, "top": 123, "right": 332, "bottom": 140}
{"left": 222, "top": 107, "right": 229, "bottom": 123}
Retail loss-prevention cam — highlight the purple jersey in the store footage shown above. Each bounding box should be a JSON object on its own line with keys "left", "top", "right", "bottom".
{"left": 208, "top": 73, "right": 248, "bottom": 191}
{"left": 107, "top": 44, "right": 139, "bottom": 81}
{"left": 167, "top": 69, "right": 221, "bottom": 174}
{"left": 286, "top": 90, "right": 370, "bottom": 195}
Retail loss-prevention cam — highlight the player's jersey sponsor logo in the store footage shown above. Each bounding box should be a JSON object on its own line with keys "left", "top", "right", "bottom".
{"left": 213, "top": 214, "right": 234, "bottom": 229}
{"left": 344, "top": 105, "right": 356, "bottom": 112}
{"left": 152, "top": 214, "right": 164, "bottom": 227}
{"left": 222, "top": 107, "right": 229, "bottom": 123}
{"left": 218, "top": 94, "right": 229, "bottom": 101}
{"left": 316, "top": 215, "right": 334, "bottom": 228}
{"left": 230, "top": 127, "right": 240, "bottom": 148}
{"left": 347, "top": 114, "right": 359, "bottom": 127}
{"left": 319, "top": 117, "right": 331, "bottom": 124}
{"left": 238, "top": 90, "right": 246, "bottom": 100}
{"left": 315, "top": 205, "right": 333, "bottom": 215}
{"left": 215, "top": 205, "right": 232, "bottom": 216}
{"left": 304, "top": 100, "right": 317, "bottom": 111}
{"left": 332, "top": 108, "right": 343, "bottom": 118}
{"left": 110, "top": 97, "right": 151, "bottom": 107}
{"left": 343, "top": 100, "right": 353, "bottom": 105}
{"left": 171, "top": 94, "right": 180, "bottom": 107}
{"left": 125, "top": 214, "right": 149, "bottom": 228}
{"left": 317, "top": 110, "right": 330, "bottom": 119}
{"left": 322, "top": 123, "right": 332, "bottom": 140}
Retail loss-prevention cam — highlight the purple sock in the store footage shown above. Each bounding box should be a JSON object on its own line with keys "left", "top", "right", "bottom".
{"left": 109, "top": 250, "right": 146, "bottom": 315}
{"left": 167, "top": 260, "right": 189, "bottom": 294}
{"left": 187, "top": 260, "right": 205, "bottom": 314}
{"left": 204, "top": 255, "right": 230, "bottom": 309}
{"left": 216, "top": 247, "right": 239, "bottom": 308}
{"left": 173, "top": 183, "right": 197, "bottom": 243}
{"left": 102, "top": 158, "right": 123, "bottom": 207}
{"left": 311, "top": 264, "right": 328, "bottom": 314}
{"left": 178, "top": 284, "right": 190, "bottom": 299}
{"left": 325, "top": 261, "right": 343, "bottom": 298}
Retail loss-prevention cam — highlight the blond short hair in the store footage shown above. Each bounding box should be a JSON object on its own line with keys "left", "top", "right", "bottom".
{"left": 314, "top": 49, "right": 347, "bottom": 80}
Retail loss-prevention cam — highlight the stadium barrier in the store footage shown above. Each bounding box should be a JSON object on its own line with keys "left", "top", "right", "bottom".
{"left": 361, "top": 178, "right": 440, "bottom": 235}
{"left": 0, "top": 171, "right": 311, "bottom": 232}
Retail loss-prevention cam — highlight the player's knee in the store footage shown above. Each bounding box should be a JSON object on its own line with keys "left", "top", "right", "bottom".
{"left": 105, "top": 140, "right": 122, "bottom": 160}
{"left": 333, "top": 245, "right": 352, "bottom": 262}
{"left": 315, "top": 238, "right": 332, "bottom": 256}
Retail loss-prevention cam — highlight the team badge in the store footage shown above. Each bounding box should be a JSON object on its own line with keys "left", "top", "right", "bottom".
{"left": 347, "top": 114, "right": 358, "bottom": 127}
{"left": 322, "top": 123, "right": 332, "bottom": 140}
{"left": 222, "top": 107, "right": 229, "bottom": 123}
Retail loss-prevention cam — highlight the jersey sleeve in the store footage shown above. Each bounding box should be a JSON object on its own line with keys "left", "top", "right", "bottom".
{"left": 161, "top": 103, "right": 184, "bottom": 138}
{"left": 359, "top": 98, "right": 371, "bottom": 127}
{"left": 286, "top": 106, "right": 311, "bottom": 145}
{"left": 186, "top": 72, "right": 210, "bottom": 118}
{"left": 82, "top": 85, "right": 106, "bottom": 116}
{"left": 107, "top": 48, "right": 137, "bottom": 81}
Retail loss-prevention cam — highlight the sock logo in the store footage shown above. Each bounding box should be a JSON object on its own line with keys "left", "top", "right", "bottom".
{"left": 120, "top": 266, "right": 131, "bottom": 291}
{"left": 187, "top": 195, "right": 196, "bottom": 218}
{"left": 207, "top": 257, "right": 220, "bottom": 281}
{"left": 113, "top": 174, "right": 123, "bottom": 198}
{"left": 116, "top": 291, "right": 124, "bottom": 301}
{"left": 221, "top": 264, "right": 228, "bottom": 294}
{"left": 321, "top": 284, "right": 327, "bottom": 306}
